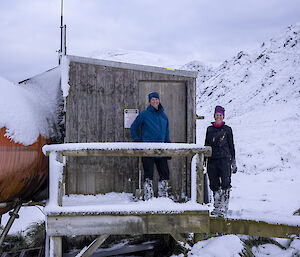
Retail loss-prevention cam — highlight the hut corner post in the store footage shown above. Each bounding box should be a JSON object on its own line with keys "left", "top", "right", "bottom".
{"left": 48, "top": 151, "right": 64, "bottom": 257}
{"left": 49, "top": 152, "right": 64, "bottom": 207}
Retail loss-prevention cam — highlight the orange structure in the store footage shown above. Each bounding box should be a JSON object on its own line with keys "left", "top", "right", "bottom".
{"left": 0, "top": 127, "right": 48, "bottom": 214}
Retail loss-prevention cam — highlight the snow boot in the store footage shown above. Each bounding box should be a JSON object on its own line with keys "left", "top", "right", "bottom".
{"left": 220, "top": 188, "right": 230, "bottom": 217}
{"left": 211, "top": 189, "right": 223, "bottom": 217}
{"left": 143, "top": 178, "right": 154, "bottom": 200}
{"left": 158, "top": 180, "right": 169, "bottom": 197}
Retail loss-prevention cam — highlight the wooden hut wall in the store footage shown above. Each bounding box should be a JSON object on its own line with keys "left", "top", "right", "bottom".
{"left": 65, "top": 57, "right": 196, "bottom": 200}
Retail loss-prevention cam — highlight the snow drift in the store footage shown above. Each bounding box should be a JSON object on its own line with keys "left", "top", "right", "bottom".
{"left": 0, "top": 67, "right": 62, "bottom": 145}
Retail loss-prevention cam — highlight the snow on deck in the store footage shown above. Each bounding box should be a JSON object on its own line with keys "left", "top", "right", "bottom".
{"left": 45, "top": 194, "right": 209, "bottom": 215}
{"left": 44, "top": 192, "right": 300, "bottom": 227}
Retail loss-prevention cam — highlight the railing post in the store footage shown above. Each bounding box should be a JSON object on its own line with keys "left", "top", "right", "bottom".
{"left": 49, "top": 151, "right": 64, "bottom": 207}
{"left": 196, "top": 153, "right": 204, "bottom": 204}
{"left": 50, "top": 236, "right": 62, "bottom": 257}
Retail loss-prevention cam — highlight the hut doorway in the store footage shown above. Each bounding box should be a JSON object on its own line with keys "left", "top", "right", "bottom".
{"left": 138, "top": 81, "right": 187, "bottom": 143}
{"left": 138, "top": 81, "right": 188, "bottom": 200}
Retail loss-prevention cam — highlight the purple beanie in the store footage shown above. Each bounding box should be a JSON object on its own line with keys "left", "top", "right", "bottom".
{"left": 148, "top": 92, "right": 160, "bottom": 102}
{"left": 214, "top": 105, "right": 225, "bottom": 117}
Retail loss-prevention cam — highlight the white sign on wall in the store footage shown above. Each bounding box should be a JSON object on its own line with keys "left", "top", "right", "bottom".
{"left": 124, "top": 109, "right": 139, "bottom": 128}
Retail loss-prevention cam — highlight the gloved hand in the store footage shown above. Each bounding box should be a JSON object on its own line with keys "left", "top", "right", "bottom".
{"left": 231, "top": 159, "right": 238, "bottom": 174}
{"left": 203, "top": 157, "right": 208, "bottom": 167}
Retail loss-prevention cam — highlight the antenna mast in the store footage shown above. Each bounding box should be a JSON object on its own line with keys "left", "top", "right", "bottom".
{"left": 58, "top": 0, "right": 67, "bottom": 64}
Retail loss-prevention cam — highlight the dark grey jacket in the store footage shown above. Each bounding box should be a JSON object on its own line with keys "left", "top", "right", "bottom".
{"left": 205, "top": 122, "right": 235, "bottom": 160}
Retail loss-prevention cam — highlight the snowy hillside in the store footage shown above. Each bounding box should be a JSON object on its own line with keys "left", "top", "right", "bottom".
{"left": 195, "top": 22, "right": 300, "bottom": 220}
{"left": 181, "top": 60, "right": 215, "bottom": 84}
{"left": 197, "top": 23, "right": 300, "bottom": 176}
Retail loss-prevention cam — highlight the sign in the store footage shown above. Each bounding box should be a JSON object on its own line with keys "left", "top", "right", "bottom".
{"left": 124, "top": 109, "right": 139, "bottom": 128}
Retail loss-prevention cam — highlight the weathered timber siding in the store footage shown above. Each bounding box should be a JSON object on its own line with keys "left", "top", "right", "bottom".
{"left": 65, "top": 56, "right": 196, "bottom": 200}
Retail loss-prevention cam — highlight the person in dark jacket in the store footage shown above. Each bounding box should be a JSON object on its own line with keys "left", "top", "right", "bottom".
{"left": 130, "top": 92, "right": 171, "bottom": 200}
{"left": 205, "top": 105, "right": 237, "bottom": 217}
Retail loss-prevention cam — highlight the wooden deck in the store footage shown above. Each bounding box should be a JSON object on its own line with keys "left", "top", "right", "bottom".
{"left": 43, "top": 143, "right": 300, "bottom": 257}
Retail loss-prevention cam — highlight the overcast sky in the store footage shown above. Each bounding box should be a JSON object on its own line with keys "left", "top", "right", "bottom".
{"left": 0, "top": 0, "right": 299, "bottom": 82}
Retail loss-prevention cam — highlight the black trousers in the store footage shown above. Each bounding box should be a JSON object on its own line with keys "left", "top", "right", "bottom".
{"left": 207, "top": 157, "right": 231, "bottom": 192}
{"left": 142, "top": 157, "right": 170, "bottom": 181}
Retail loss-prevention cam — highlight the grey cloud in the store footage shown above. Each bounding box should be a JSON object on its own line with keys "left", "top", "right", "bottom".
{"left": 0, "top": 0, "right": 300, "bottom": 81}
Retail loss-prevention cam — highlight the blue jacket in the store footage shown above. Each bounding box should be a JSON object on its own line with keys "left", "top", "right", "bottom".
{"left": 130, "top": 104, "right": 171, "bottom": 143}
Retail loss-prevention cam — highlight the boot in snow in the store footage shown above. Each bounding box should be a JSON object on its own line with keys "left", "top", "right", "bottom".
{"left": 143, "top": 178, "right": 154, "bottom": 200}
{"left": 158, "top": 180, "right": 169, "bottom": 197}
{"left": 211, "top": 189, "right": 223, "bottom": 217}
{"left": 220, "top": 188, "right": 230, "bottom": 217}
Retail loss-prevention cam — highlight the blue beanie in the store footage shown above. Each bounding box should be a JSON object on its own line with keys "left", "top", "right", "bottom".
{"left": 148, "top": 92, "right": 160, "bottom": 102}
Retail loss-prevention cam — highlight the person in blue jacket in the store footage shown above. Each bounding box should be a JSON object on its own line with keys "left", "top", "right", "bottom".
{"left": 130, "top": 92, "right": 171, "bottom": 200}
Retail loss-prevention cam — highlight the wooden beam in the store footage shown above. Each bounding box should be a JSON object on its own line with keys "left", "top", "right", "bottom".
{"left": 80, "top": 235, "right": 109, "bottom": 257}
{"left": 46, "top": 211, "right": 210, "bottom": 237}
{"left": 210, "top": 217, "right": 300, "bottom": 238}
{"left": 170, "top": 233, "right": 190, "bottom": 255}
{"left": 50, "top": 236, "right": 62, "bottom": 257}
{"left": 196, "top": 154, "right": 204, "bottom": 204}
{"left": 171, "top": 233, "right": 188, "bottom": 245}
{"left": 60, "top": 148, "right": 212, "bottom": 158}
{"left": 194, "top": 233, "right": 207, "bottom": 243}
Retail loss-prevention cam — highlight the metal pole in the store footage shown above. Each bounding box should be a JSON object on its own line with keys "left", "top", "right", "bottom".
{"left": 64, "top": 24, "right": 67, "bottom": 55}
{"left": 59, "top": 0, "right": 64, "bottom": 64}
{"left": 0, "top": 205, "right": 21, "bottom": 246}
{"left": 60, "top": 0, "right": 63, "bottom": 53}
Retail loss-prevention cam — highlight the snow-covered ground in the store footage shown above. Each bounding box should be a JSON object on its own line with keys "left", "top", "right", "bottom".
{"left": 1, "top": 23, "right": 300, "bottom": 256}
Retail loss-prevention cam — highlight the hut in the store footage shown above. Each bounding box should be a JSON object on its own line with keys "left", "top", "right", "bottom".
{"left": 64, "top": 55, "right": 198, "bottom": 200}
{"left": 43, "top": 56, "right": 300, "bottom": 256}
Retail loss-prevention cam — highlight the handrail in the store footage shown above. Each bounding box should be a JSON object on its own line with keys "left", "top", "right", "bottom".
{"left": 43, "top": 142, "right": 212, "bottom": 157}
{"left": 44, "top": 143, "right": 212, "bottom": 207}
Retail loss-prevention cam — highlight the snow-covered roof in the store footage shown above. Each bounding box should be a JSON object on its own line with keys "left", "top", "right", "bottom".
{"left": 67, "top": 54, "right": 198, "bottom": 78}
{"left": 0, "top": 67, "right": 61, "bottom": 145}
